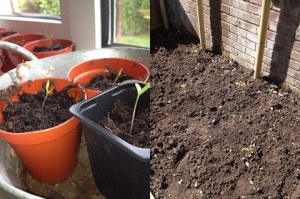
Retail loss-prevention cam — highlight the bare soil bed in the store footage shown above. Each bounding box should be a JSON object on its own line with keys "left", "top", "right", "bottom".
{"left": 150, "top": 30, "right": 300, "bottom": 199}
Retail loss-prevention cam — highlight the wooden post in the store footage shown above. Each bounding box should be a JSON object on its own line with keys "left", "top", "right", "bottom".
{"left": 254, "top": 0, "right": 271, "bottom": 79}
{"left": 197, "top": 0, "right": 206, "bottom": 51}
{"left": 159, "top": 0, "right": 169, "bottom": 30}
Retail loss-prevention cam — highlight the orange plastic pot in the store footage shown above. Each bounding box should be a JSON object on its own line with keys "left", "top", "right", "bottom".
{"left": 1, "top": 33, "right": 44, "bottom": 72}
{"left": 0, "top": 78, "right": 84, "bottom": 184}
{"left": 68, "top": 58, "right": 150, "bottom": 98}
{"left": 23, "top": 38, "right": 74, "bottom": 59}
{"left": 0, "top": 30, "right": 18, "bottom": 40}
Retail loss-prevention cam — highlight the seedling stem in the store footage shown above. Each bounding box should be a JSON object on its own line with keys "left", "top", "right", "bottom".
{"left": 41, "top": 80, "right": 53, "bottom": 110}
{"left": 129, "top": 82, "right": 150, "bottom": 134}
{"left": 112, "top": 68, "right": 123, "bottom": 86}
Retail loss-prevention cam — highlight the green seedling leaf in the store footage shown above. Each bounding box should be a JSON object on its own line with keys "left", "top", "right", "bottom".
{"left": 41, "top": 80, "right": 54, "bottom": 110}
{"left": 135, "top": 82, "right": 150, "bottom": 97}
{"left": 45, "top": 79, "right": 54, "bottom": 95}
{"left": 129, "top": 82, "right": 151, "bottom": 134}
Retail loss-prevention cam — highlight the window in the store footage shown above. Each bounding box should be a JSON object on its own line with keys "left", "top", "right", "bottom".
{"left": 0, "top": 0, "right": 61, "bottom": 19}
{"left": 102, "top": 0, "right": 150, "bottom": 48}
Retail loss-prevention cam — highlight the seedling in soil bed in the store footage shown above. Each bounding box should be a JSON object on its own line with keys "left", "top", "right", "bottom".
{"left": 129, "top": 82, "right": 151, "bottom": 135}
{"left": 187, "top": 46, "right": 199, "bottom": 55}
{"left": 235, "top": 81, "right": 246, "bottom": 88}
{"left": 241, "top": 144, "right": 254, "bottom": 157}
{"left": 41, "top": 80, "right": 53, "bottom": 110}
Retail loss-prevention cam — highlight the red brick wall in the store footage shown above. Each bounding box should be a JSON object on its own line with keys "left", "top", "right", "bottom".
{"left": 161, "top": 0, "right": 300, "bottom": 94}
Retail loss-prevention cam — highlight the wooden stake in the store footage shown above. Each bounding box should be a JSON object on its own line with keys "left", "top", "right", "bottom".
{"left": 254, "top": 0, "right": 271, "bottom": 79}
{"left": 159, "top": 0, "right": 169, "bottom": 30}
{"left": 197, "top": 0, "right": 206, "bottom": 51}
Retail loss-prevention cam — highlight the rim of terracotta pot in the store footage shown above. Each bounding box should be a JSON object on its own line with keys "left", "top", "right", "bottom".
{"left": 23, "top": 38, "right": 74, "bottom": 58}
{"left": 67, "top": 57, "right": 150, "bottom": 97}
{"left": 0, "top": 78, "right": 84, "bottom": 145}
{"left": 1, "top": 33, "right": 45, "bottom": 46}
{"left": 0, "top": 30, "right": 19, "bottom": 40}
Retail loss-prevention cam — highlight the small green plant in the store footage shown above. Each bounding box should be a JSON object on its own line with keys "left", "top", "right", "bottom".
{"left": 235, "top": 81, "right": 246, "bottom": 88}
{"left": 187, "top": 46, "right": 199, "bottom": 55}
{"left": 41, "top": 80, "right": 53, "bottom": 110}
{"left": 241, "top": 144, "right": 254, "bottom": 156}
{"left": 267, "top": 84, "right": 278, "bottom": 93}
{"left": 129, "top": 82, "right": 150, "bottom": 134}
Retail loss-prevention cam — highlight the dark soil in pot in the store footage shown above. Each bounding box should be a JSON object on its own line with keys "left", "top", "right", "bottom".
{"left": 99, "top": 100, "right": 150, "bottom": 148}
{"left": 150, "top": 30, "right": 300, "bottom": 198}
{"left": 0, "top": 84, "right": 78, "bottom": 132}
{"left": 85, "top": 68, "right": 132, "bottom": 91}
{"left": 33, "top": 43, "right": 63, "bottom": 52}
{"left": 0, "top": 31, "right": 16, "bottom": 38}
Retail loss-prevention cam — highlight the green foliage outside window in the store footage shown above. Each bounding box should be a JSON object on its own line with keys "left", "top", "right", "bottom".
{"left": 18, "top": 0, "right": 60, "bottom": 15}
{"left": 122, "top": 0, "right": 149, "bottom": 36}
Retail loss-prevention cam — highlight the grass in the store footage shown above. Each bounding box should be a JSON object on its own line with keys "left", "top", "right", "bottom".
{"left": 115, "top": 34, "right": 150, "bottom": 48}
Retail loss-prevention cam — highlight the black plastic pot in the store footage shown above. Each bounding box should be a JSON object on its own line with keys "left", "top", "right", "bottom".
{"left": 70, "top": 80, "right": 150, "bottom": 199}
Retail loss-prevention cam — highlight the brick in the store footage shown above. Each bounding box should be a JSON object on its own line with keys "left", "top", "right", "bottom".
{"left": 269, "top": 10, "right": 280, "bottom": 22}
{"left": 262, "top": 63, "right": 271, "bottom": 74}
{"left": 221, "top": 21, "right": 230, "bottom": 30}
{"left": 222, "top": 29, "right": 238, "bottom": 41}
{"left": 239, "top": 1, "right": 250, "bottom": 12}
{"left": 182, "top": 4, "right": 189, "bottom": 12}
{"left": 190, "top": 7, "right": 198, "bottom": 15}
{"left": 222, "top": 0, "right": 233, "bottom": 6}
{"left": 287, "top": 67, "right": 300, "bottom": 79}
{"left": 268, "top": 21, "right": 278, "bottom": 32}
{"left": 238, "top": 36, "right": 256, "bottom": 50}
{"left": 249, "top": 3, "right": 261, "bottom": 15}
{"left": 230, "top": 7, "right": 249, "bottom": 21}
{"left": 295, "top": 80, "right": 300, "bottom": 90}
{"left": 293, "top": 41, "right": 300, "bottom": 53}
{"left": 249, "top": 0, "right": 262, "bottom": 6}
{"left": 266, "top": 39, "right": 275, "bottom": 49}
{"left": 223, "top": 44, "right": 238, "bottom": 56}
{"left": 291, "top": 51, "right": 300, "bottom": 62}
{"left": 222, "top": 35, "right": 236, "bottom": 47}
{"left": 230, "top": 25, "right": 247, "bottom": 38}
{"left": 238, "top": 20, "right": 257, "bottom": 33}
{"left": 263, "top": 56, "right": 272, "bottom": 65}
{"left": 239, "top": 51, "right": 255, "bottom": 64}
{"left": 247, "top": 14, "right": 260, "bottom": 25}
{"left": 289, "top": 59, "right": 300, "bottom": 71}
{"left": 246, "top": 47, "right": 257, "bottom": 58}
{"left": 264, "top": 48, "right": 273, "bottom": 58}
{"left": 246, "top": 32, "right": 258, "bottom": 43}
{"left": 202, "top": 0, "right": 209, "bottom": 6}
{"left": 266, "top": 30, "right": 277, "bottom": 41}
{"left": 221, "top": 3, "right": 230, "bottom": 14}
{"left": 187, "top": 0, "right": 196, "bottom": 8}
{"left": 244, "top": 60, "right": 255, "bottom": 69}
{"left": 231, "top": 0, "right": 240, "bottom": 8}
{"left": 221, "top": 13, "right": 238, "bottom": 26}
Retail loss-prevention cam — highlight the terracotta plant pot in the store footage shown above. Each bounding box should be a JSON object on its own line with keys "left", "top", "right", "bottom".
{"left": 0, "top": 30, "right": 18, "bottom": 40}
{"left": 68, "top": 57, "right": 150, "bottom": 98}
{"left": 1, "top": 33, "right": 44, "bottom": 72}
{"left": 23, "top": 38, "right": 74, "bottom": 59}
{"left": 70, "top": 80, "right": 150, "bottom": 199}
{"left": 0, "top": 78, "right": 84, "bottom": 184}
